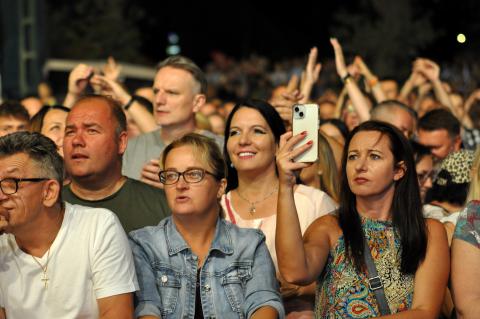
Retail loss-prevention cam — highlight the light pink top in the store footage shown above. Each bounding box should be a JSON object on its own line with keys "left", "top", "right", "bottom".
{"left": 220, "top": 184, "right": 337, "bottom": 271}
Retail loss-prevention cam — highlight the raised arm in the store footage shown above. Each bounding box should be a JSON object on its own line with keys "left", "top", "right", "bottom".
{"left": 90, "top": 75, "right": 158, "bottom": 133}
{"left": 355, "top": 56, "right": 387, "bottom": 103}
{"left": 330, "top": 38, "right": 371, "bottom": 122}
{"left": 379, "top": 219, "right": 449, "bottom": 319}
{"left": 414, "top": 58, "right": 455, "bottom": 115}
{"left": 299, "top": 47, "right": 322, "bottom": 104}
{"left": 63, "top": 64, "right": 94, "bottom": 108}
{"left": 275, "top": 132, "right": 332, "bottom": 285}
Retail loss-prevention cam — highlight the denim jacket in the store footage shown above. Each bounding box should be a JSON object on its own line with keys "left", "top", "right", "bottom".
{"left": 129, "top": 217, "right": 284, "bottom": 319}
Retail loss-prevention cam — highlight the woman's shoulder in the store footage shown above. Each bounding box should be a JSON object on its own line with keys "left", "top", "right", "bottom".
{"left": 303, "top": 214, "right": 342, "bottom": 245}
{"left": 129, "top": 216, "right": 170, "bottom": 241}
{"left": 222, "top": 219, "right": 264, "bottom": 240}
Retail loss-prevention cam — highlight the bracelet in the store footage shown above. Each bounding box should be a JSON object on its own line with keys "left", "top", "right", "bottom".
{"left": 123, "top": 95, "right": 137, "bottom": 110}
{"left": 342, "top": 73, "right": 352, "bottom": 84}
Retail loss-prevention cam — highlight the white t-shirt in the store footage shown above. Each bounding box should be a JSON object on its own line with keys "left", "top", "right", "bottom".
{"left": 0, "top": 203, "right": 138, "bottom": 319}
{"left": 221, "top": 184, "right": 337, "bottom": 271}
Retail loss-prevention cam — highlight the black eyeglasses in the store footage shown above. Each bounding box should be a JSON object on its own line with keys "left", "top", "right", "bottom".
{"left": 158, "top": 169, "right": 217, "bottom": 185}
{"left": 0, "top": 178, "right": 48, "bottom": 195}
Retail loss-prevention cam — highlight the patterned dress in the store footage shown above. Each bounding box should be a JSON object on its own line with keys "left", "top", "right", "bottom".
{"left": 454, "top": 200, "right": 480, "bottom": 248}
{"left": 315, "top": 217, "right": 414, "bottom": 318}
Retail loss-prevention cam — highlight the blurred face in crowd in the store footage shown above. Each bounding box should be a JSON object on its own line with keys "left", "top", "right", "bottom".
{"left": 380, "top": 80, "right": 398, "bottom": 100}
{"left": 343, "top": 106, "right": 360, "bottom": 132}
{"left": 41, "top": 109, "right": 69, "bottom": 157}
{"left": 346, "top": 131, "right": 405, "bottom": 199}
{"left": 319, "top": 101, "right": 336, "bottom": 120}
{"left": 208, "top": 114, "right": 226, "bottom": 136}
{"left": 227, "top": 107, "right": 277, "bottom": 175}
{"left": 163, "top": 145, "right": 225, "bottom": 218}
{"left": 64, "top": 98, "right": 127, "bottom": 181}
{"left": 0, "top": 116, "right": 29, "bottom": 137}
{"left": 21, "top": 97, "right": 43, "bottom": 118}
{"left": 417, "top": 128, "right": 461, "bottom": 161}
{"left": 415, "top": 154, "right": 434, "bottom": 202}
{"left": 153, "top": 66, "right": 205, "bottom": 129}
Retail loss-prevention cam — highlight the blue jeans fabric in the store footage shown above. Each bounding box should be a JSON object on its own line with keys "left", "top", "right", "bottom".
{"left": 129, "top": 217, "right": 284, "bottom": 319}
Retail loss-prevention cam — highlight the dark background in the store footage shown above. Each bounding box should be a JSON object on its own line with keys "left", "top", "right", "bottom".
{"left": 2, "top": 0, "right": 480, "bottom": 98}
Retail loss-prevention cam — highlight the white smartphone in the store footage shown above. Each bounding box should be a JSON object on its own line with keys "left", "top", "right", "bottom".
{"left": 291, "top": 103, "right": 319, "bottom": 162}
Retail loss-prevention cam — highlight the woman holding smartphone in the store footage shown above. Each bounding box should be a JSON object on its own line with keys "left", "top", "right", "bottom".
{"left": 275, "top": 121, "right": 449, "bottom": 318}
{"left": 221, "top": 99, "right": 337, "bottom": 317}
{"left": 129, "top": 133, "right": 283, "bottom": 319}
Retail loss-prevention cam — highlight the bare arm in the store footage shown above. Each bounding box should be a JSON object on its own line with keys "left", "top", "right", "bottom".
{"left": 63, "top": 64, "right": 94, "bottom": 108}
{"left": 98, "top": 293, "right": 134, "bottom": 319}
{"left": 299, "top": 47, "right": 321, "bottom": 104}
{"left": 452, "top": 238, "right": 480, "bottom": 319}
{"left": 414, "top": 58, "right": 456, "bottom": 116}
{"left": 330, "top": 38, "right": 371, "bottom": 122}
{"left": 251, "top": 306, "right": 278, "bottom": 319}
{"left": 275, "top": 132, "right": 332, "bottom": 285}
{"left": 355, "top": 56, "right": 387, "bottom": 103}
{"left": 379, "top": 219, "right": 450, "bottom": 319}
{"left": 0, "top": 308, "right": 5, "bottom": 319}
{"left": 90, "top": 75, "right": 158, "bottom": 133}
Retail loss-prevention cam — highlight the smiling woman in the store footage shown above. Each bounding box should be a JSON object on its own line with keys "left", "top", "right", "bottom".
{"left": 221, "top": 99, "right": 337, "bottom": 316}
{"left": 129, "top": 133, "right": 284, "bottom": 319}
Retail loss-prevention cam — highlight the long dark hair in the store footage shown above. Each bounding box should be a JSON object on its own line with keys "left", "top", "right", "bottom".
{"left": 223, "top": 99, "right": 286, "bottom": 192}
{"left": 338, "top": 121, "right": 427, "bottom": 274}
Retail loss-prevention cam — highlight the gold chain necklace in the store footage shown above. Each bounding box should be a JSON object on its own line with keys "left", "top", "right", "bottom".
{"left": 236, "top": 185, "right": 279, "bottom": 215}
{"left": 31, "top": 247, "right": 51, "bottom": 289}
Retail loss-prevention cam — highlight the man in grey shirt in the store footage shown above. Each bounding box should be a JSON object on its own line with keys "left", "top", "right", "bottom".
{"left": 122, "top": 56, "right": 223, "bottom": 188}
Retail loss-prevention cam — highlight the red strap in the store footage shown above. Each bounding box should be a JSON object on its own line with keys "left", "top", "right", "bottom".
{"left": 224, "top": 196, "right": 236, "bottom": 224}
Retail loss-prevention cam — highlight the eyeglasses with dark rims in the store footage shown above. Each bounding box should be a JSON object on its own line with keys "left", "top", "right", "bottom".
{"left": 158, "top": 168, "right": 218, "bottom": 185}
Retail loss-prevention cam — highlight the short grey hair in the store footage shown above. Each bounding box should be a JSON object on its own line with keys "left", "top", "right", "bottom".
{"left": 0, "top": 132, "right": 64, "bottom": 185}
{"left": 157, "top": 56, "right": 207, "bottom": 95}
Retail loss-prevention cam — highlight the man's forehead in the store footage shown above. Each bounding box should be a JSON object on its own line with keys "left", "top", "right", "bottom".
{"left": 0, "top": 153, "right": 32, "bottom": 174}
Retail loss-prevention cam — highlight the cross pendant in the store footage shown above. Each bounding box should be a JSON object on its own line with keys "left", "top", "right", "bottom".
{"left": 41, "top": 273, "right": 49, "bottom": 289}
{"left": 250, "top": 206, "right": 256, "bottom": 214}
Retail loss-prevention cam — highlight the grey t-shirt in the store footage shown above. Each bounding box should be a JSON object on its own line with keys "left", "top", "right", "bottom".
{"left": 122, "top": 129, "right": 224, "bottom": 180}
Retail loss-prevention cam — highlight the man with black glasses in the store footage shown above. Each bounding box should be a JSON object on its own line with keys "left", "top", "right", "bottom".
{"left": 0, "top": 132, "right": 137, "bottom": 319}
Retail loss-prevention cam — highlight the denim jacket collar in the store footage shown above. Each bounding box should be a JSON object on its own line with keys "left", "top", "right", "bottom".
{"left": 165, "top": 217, "right": 234, "bottom": 256}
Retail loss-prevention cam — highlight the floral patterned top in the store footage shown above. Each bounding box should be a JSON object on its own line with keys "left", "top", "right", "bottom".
{"left": 315, "top": 216, "right": 414, "bottom": 318}
{"left": 454, "top": 200, "right": 480, "bottom": 248}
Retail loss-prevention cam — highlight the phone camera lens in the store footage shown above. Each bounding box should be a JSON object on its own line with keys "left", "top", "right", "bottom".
{"left": 299, "top": 112, "right": 304, "bottom": 117}
{"left": 294, "top": 107, "right": 299, "bottom": 112}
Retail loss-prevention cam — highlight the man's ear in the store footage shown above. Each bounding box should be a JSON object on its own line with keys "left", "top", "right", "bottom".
{"left": 453, "top": 134, "right": 462, "bottom": 152}
{"left": 393, "top": 160, "right": 406, "bottom": 181}
{"left": 118, "top": 131, "right": 128, "bottom": 155}
{"left": 192, "top": 94, "right": 206, "bottom": 113}
{"left": 43, "top": 180, "right": 61, "bottom": 208}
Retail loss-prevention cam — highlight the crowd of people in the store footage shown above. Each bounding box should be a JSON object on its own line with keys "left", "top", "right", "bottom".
{"left": 0, "top": 37, "right": 478, "bottom": 319}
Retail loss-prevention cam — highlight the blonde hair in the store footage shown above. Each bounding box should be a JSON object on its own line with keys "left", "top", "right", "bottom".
{"left": 317, "top": 132, "right": 340, "bottom": 202}
{"left": 467, "top": 148, "right": 480, "bottom": 202}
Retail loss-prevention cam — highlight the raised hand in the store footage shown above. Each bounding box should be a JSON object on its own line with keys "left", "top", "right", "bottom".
{"left": 414, "top": 58, "right": 440, "bottom": 82}
{"left": 330, "top": 38, "right": 348, "bottom": 78}
{"left": 90, "top": 74, "right": 131, "bottom": 105}
{"left": 270, "top": 90, "right": 304, "bottom": 128}
{"left": 276, "top": 131, "right": 313, "bottom": 187}
{"left": 68, "top": 64, "right": 94, "bottom": 96}
{"left": 140, "top": 159, "right": 163, "bottom": 189}
{"left": 102, "top": 56, "right": 122, "bottom": 82}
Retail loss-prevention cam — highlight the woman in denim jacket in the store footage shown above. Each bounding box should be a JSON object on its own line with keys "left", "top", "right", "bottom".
{"left": 129, "top": 133, "right": 284, "bottom": 319}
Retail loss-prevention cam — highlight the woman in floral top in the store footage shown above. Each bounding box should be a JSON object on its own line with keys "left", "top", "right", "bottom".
{"left": 275, "top": 121, "right": 449, "bottom": 318}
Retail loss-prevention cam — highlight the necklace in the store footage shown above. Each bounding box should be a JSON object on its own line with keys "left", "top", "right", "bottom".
{"left": 236, "top": 185, "right": 279, "bottom": 215}
{"left": 31, "top": 247, "right": 51, "bottom": 289}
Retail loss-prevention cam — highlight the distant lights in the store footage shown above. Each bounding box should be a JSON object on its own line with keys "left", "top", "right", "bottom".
{"left": 457, "top": 33, "right": 466, "bottom": 44}
{"left": 166, "top": 32, "right": 181, "bottom": 56}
